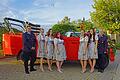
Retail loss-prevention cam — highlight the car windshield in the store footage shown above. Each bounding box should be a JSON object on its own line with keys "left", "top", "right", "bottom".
{"left": 72, "top": 33, "right": 80, "bottom": 37}
{"left": 65, "top": 32, "right": 69, "bottom": 36}
{"left": 65, "top": 32, "right": 80, "bottom": 37}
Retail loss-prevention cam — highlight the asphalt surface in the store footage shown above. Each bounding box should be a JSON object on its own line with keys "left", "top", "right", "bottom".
{"left": 0, "top": 50, "right": 120, "bottom": 80}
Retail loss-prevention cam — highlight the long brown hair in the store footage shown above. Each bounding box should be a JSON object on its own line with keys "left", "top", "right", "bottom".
{"left": 88, "top": 28, "right": 95, "bottom": 44}
{"left": 47, "top": 29, "right": 53, "bottom": 37}
{"left": 54, "top": 32, "right": 63, "bottom": 40}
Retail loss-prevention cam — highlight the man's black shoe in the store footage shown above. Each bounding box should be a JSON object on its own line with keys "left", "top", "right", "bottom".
{"left": 100, "top": 70, "right": 104, "bottom": 73}
{"left": 98, "top": 69, "right": 104, "bottom": 73}
{"left": 25, "top": 71, "right": 30, "bottom": 74}
{"left": 30, "top": 69, "right": 37, "bottom": 72}
{"left": 98, "top": 69, "right": 101, "bottom": 72}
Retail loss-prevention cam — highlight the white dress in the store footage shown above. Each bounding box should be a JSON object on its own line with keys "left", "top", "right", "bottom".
{"left": 37, "top": 33, "right": 46, "bottom": 58}
{"left": 45, "top": 36, "right": 54, "bottom": 59}
{"left": 78, "top": 36, "right": 88, "bottom": 60}
{"left": 54, "top": 38, "right": 66, "bottom": 61}
{"left": 88, "top": 35, "right": 98, "bottom": 59}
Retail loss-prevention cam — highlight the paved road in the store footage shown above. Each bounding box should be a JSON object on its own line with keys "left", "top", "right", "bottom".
{"left": 0, "top": 51, "right": 120, "bottom": 80}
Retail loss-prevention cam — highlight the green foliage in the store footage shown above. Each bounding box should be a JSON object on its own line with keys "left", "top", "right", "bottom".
{"left": 91, "top": 0, "right": 120, "bottom": 33}
{"left": 52, "top": 16, "right": 78, "bottom": 35}
{"left": 84, "top": 20, "right": 94, "bottom": 30}
{"left": 0, "top": 27, "right": 8, "bottom": 43}
{"left": 52, "top": 24, "right": 77, "bottom": 35}
{"left": 52, "top": 16, "right": 94, "bottom": 35}
{"left": 0, "top": 27, "right": 7, "bottom": 49}
{"left": 58, "top": 16, "right": 71, "bottom": 24}
{"left": 115, "top": 43, "right": 120, "bottom": 49}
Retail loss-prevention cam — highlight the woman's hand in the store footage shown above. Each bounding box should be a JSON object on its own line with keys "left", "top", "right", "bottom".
{"left": 45, "top": 50, "right": 48, "bottom": 54}
{"left": 39, "top": 49, "right": 42, "bottom": 53}
{"left": 57, "top": 50, "right": 60, "bottom": 55}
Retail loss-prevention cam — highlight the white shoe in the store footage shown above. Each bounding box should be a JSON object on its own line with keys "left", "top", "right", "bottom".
{"left": 57, "top": 70, "right": 63, "bottom": 73}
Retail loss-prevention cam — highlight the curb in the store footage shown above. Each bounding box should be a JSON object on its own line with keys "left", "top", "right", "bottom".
{"left": 0, "top": 56, "right": 15, "bottom": 59}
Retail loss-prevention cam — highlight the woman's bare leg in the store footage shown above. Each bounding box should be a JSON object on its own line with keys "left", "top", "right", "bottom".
{"left": 91, "top": 59, "right": 96, "bottom": 73}
{"left": 88, "top": 59, "right": 93, "bottom": 72}
{"left": 47, "top": 59, "right": 52, "bottom": 71}
{"left": 83, "top": 60, "right": 87, "bottom": 73}
{"left": 56, "top": 61, "right": 62, "bottom": 73}
{"left": 80, "top": 60, "right": 84, "bottom": 73}
{"left": 40, "top": 58, "right": 44, "bottom": 72}
{"left": 60, "top": 61, "right": 63, "bottom": 70}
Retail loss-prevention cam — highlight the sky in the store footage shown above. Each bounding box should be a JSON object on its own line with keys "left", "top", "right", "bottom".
{"left": 0, "top": 0, "right": 94, "bottom": 25}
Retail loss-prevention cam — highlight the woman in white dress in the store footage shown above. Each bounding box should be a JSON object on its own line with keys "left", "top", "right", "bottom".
{"left": 54, "top": 32, "right": 66, "bottom": 73}
{"left": 37, "top": 28, "right": 46, "bottom": 72}
{"left": 45, "top": 29, "right": 54, "bottom": 71}
{"left": 78, "top": 30, "right": 88, "bottom": 73}
{"left": 88, "top": 28, "right": 98, "bottom": 73}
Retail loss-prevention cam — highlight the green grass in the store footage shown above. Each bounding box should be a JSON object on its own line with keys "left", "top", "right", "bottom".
{"left": 0, "top": 50, "right": 3, "bottom": 56}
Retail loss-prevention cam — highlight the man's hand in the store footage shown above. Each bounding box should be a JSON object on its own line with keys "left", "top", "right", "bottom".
{"left": 104, "top": 52, "right": 107, "bottom": 54}
{"left": 31, "top": 47, "right": 35, "bottom": 50}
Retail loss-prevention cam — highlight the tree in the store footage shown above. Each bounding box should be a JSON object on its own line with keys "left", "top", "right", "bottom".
{"left": 71, "top": 20, "right": 80, "bottom": 31}
{"left": 59, "top": 16, "right": 71, "bottom": 24}
{"left": 91, "top": 0, "right": 120, "bottom": 33}
{"left": 74, "top": 18, "right": 94, "bottom": 31}
{"left": 84, "top": 20, "right": 94, "bottom": 30}
{"left": 52, "top": 16, "right": 94, "bottom": 35}
{"left": 52, "top": 24, "right": 77, "bottom": 35}
{"left": 52, "top": 16, "right": 77, "bottom": 35}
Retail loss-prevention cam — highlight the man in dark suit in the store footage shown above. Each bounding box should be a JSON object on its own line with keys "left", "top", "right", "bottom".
{"left": 97, "top": 29, "right": 108, "bottom": 73}
{"left": 22, "top": 23, "right": 37, "bottom": 74}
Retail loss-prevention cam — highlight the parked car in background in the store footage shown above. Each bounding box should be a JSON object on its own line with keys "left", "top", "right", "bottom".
{"left": 65, "top": 32, "right": 81, "bottom": 37}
